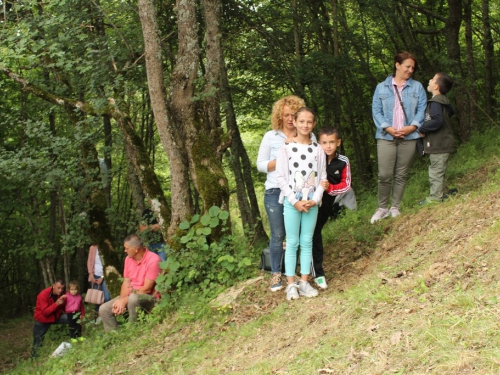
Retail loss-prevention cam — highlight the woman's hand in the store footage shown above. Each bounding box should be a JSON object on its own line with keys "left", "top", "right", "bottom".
{"left": 393, "top": 125, "right": 417, "bottom": 138}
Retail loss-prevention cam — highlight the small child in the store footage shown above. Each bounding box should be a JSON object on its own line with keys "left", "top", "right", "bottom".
{"left": 418, "top": 72, "right": 455, "bottom": 204}
{"left": 276, "top": 107, "right": 327, "bottom": 301}
{"left": 312, "top": 127, "right": 357, "bottom": 289}
{"left": 65, "top": 281, "right": 85, "bottom": 338}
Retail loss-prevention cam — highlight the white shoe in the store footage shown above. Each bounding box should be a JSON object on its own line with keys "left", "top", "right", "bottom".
{"left": 314, "top": 276, "right": 328, "bottom": 290}
{"left": 370, "top": 208, "right": 390, "bottom": 224}
{"left": 286, "top": 283, "right": 299, "bottom": 301}
{"left": 390, "top": 206, "right": 401, "bottom": 218}
{"left": 298, "top": 281, "right": 318, "bottom": 297}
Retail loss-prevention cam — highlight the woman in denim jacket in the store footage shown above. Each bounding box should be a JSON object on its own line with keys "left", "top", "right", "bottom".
{"left": 370, "top": 51, "right": 427, "bottom": 223}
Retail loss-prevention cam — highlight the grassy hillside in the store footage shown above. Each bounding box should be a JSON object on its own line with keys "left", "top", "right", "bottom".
{"left": 6, "top": 127, "right": 500, "bottom": 374}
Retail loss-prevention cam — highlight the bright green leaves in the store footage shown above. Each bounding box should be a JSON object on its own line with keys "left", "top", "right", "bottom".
{"left": 155, "top": 206, "right": 254, "bottom": 308}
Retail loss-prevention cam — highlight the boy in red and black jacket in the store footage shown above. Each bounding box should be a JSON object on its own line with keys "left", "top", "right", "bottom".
{"left": 312, "top": 127, "right": 357, "bottom": 290}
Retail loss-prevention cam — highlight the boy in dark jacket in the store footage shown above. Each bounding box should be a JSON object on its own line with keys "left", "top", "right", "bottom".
{"left": 312, "top": 127, "right": 357, "bottom": 290}
{"left": 419, "top": 72, "right": 455, "bottom": 204}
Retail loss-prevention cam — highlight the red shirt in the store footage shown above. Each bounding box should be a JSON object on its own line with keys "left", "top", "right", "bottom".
{"left": 124, "top": 249, "right": 161, "bottom": 295}
{"left": 34, "top": 286, "right": 66, "bottom": 323}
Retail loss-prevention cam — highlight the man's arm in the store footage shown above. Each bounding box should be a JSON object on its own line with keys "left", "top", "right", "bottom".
{"left": 112, "top": 278, "right": 131, "bottom": 315}
{"left": 38, "top": 292, "right": 65, "bottom": 318}
{"left": 134, "top": 278, "right": 156, "bottom": 295}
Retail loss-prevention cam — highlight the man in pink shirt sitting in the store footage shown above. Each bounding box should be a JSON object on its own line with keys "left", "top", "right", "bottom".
{"left": 99, "top": 234, "right": 161, "bottom": 331}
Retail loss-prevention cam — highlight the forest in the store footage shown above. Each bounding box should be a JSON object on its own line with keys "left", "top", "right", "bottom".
{"left": 1, "top": 0, "right": 499, "bottom": 320}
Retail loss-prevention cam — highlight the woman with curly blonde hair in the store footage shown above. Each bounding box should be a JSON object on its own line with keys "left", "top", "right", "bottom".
{"left": 257, "top": 95, "right": 312, "bottom": 292}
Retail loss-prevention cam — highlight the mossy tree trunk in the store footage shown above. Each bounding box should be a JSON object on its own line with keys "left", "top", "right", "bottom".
{"left": 138, "top": 0, "right": 230, "bottom": 226}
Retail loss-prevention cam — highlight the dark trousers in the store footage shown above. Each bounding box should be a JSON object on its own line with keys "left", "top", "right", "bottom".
{"left": 67, "top": 312, "right": 82, "bottom": 338}
{"left": 31, "top": 314, "right": 70, "bottom": 358}
{"left": 312, "top": 199, "right": 343, "bottom": 278}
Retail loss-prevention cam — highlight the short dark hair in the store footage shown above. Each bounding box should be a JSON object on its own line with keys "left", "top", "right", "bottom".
{"left": 435, "top": 72, "right": 454, "bottom": 95}
{"left": 392, "top": 51, "right": 418, "bottom": 76}
{"left": 294, "top": 106, "right": 317, "bottom": 121}
{"left": 124, "top": 233, "right": 143, "bottom": 248}
{"left": 319, "top": 126, "right": 341, "bottom": 140}
{"left": 54, "top": 278, "right": 65, "bottom": 286}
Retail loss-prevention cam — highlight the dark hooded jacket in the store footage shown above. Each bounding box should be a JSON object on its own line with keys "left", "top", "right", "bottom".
{"left": 419, "top": 94, "right": 455, "bottom": 154}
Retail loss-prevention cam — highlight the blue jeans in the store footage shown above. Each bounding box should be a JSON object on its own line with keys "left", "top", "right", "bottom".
{"left": 148, "top": 243, "right": 167, "bottom": 262}
{"left": 283, "top": 199, "right": 318, "bottom": 277}
{"left": 264, "top": 188, "right": 285, "bottom": 274}
{"left": 92, "top": 275, "right": 111, "bottom": 312}
{"left": 31, "top": 314, "right": 70, "bottom": 357}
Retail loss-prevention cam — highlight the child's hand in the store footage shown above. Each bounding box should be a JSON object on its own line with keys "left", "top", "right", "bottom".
{"left": 294, "top": 201, "right": 310, "bottom": 212}
{"left": 320, "top": 180, "right": 329, "bottom": 190}
{"left": 305, "top": 200, "right": 317, "bottom": 208}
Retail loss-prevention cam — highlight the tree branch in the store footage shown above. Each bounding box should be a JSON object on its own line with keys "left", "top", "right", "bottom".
{"left": 401, "top": 1, "right": 447, "bottom": 23}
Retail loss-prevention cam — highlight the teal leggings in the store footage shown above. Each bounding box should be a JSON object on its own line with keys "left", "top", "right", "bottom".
{"left": 283, "top": 199, "right": 318, "bottom": 277}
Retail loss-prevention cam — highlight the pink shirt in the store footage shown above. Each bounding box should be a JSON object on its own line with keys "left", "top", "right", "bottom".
{"left": 392, "top": 77, "right": 406, "bottom": 131}
{"left": 65, "top": 293, "right": 85, "bottom": 317}
{"left": 124, "top": 249, "right": 161, "bottom": 295}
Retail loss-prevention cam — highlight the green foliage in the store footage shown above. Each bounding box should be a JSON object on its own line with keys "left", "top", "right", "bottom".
{"left": 155, "top": 206, "right": 253, "bottom": 309}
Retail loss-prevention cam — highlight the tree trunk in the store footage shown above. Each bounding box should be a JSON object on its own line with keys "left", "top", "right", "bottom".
{"left": 481, "top": 0, "right": 495, "bottom": 118}
{"left": 221, "top": 60, "right": 268, "bottom": 243}
{"left": 103, "top": 115, "right": 113, "bottom": 208}
{"left": 464, "top": 0, "right": 477, "bottom": 131}
{"left": 332, "top": 0, "right": 341, "bottom": 129}
{"left": 292, "top": 0, "right": 305, "bottom": 98}
{"left": 137, "top": 0, "right": 193, "bottom": 234}
{"left": 444, "top": 0, "right": 469, "bottom": 140}
{"left": 170, "top": 0, "right": 230, "bottom": 212}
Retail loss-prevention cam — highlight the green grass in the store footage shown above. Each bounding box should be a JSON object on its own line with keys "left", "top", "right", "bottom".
{"left": 4, "top": 126, "right": 500, "bottom": 374}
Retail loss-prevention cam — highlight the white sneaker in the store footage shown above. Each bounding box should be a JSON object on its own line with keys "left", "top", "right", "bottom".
{"left": 390, "top": 207, "right": 401, "bottom": 218}
{"left": 314, "top": 276, "right": 328, "bottom": 290}
{"left": 298, "top": 281, "right": 318, "bottom": 297}
{"left": 286, "top": 283, "right": 299, "bottom": 301}
{"left": 370, "top": 208, "right": 390, "bottom": 224}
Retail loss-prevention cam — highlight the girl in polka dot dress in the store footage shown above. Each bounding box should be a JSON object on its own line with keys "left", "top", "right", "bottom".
{"left": 276, "top": 107, "right": 327, "bottom": 300}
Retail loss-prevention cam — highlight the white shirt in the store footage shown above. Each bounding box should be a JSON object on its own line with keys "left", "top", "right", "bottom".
{"left": 257, "top": 129, "right": 317, "bottom": 190}
{"left": 275, "top": 140, "right": 326, "bottom": 206}
{"left": 94, "top": 248, "right": 104, "bottom": 277}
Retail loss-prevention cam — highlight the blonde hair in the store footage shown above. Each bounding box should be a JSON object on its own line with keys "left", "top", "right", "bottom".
{"left": 69, "top": 280, "right": 79, "bottom": 292}
{"left": 270, "top": 95, "right": 306, "bottom": 131}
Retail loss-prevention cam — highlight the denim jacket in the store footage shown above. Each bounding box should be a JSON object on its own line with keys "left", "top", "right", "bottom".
{"left": 372, "top": 75, "right": 427, "bottom": 141}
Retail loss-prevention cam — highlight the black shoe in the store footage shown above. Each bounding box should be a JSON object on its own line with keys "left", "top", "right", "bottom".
{"left": 443, "top": 188, "right": 458, "bottom": 200}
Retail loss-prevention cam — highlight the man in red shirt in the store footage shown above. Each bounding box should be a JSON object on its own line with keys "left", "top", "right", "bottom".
{"left": 31, "top": 279, "right": 69, "bottom": 357}
{"left": 99, "top": 233, "right": 161, "bottom": 331}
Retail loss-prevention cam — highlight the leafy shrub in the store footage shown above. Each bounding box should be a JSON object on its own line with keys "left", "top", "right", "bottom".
{"left": 155, "top": 206, "right": 253, "bottom": 309}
